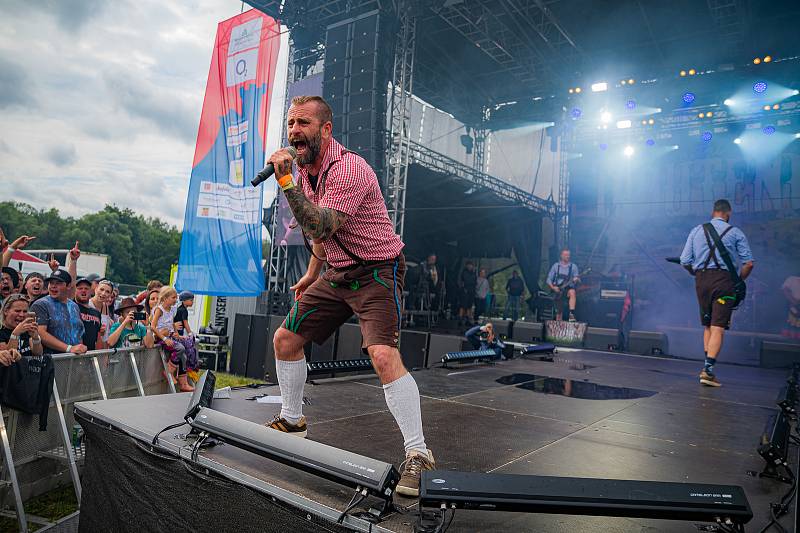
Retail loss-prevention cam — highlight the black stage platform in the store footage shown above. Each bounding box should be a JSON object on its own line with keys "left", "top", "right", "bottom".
{"left": 75, "top": 349, "right": 793, "bottom": 532}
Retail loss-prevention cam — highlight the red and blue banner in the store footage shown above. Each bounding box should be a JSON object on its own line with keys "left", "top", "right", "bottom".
{"left": 176, "top": 10, "right": 281, "bottom": 296}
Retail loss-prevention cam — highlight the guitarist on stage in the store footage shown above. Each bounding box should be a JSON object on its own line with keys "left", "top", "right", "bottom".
{"left": 547, "top": 249, "right": 581, "bottom": 322}
{"left": 679, "top": 199, "right": 754, "bottom": 387}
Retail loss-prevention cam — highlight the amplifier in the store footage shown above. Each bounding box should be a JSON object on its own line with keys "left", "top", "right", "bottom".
{"left": 510, "top": 321, "right": 544, "bottom": 343}
{"left": 584, "top": 326, "right": 622, "bottom": 351}
{"left": 760, "top": 340, "right": 800, "bottom": 368}
{"left": 600, "top": 289, "right": 627, "bottom": 300}
{"left": 420, "top": 471, "right": 752, "bottom": 525}
{"left": 628, "top": 331, "right": 669, "bottom": 356}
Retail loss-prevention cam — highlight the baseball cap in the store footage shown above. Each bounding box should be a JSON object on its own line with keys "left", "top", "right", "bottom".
{"left": 179, "top": 290, "right": 195, "bottom": 302}
{"left": 46, "top": 269, "right": 72, "bottom": 285}
{"left": 86, "top": 273, "right": 101, "bottom": 282}
{"left": 75, "top": 277, "right": 92, "bottom": 286}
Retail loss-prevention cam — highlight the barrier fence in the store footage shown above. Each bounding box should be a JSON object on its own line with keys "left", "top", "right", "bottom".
{"left": 0, "top": 347, "right": 177, "bottom": 532}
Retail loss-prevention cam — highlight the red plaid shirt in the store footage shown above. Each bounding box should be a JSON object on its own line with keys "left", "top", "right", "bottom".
{"left": 296, "top": 138, "right": 404, "bottom": 268}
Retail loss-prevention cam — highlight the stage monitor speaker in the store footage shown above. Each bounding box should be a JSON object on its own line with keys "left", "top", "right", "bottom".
{"left": 584, "top": 327, "right": 622, "bottom": 351}
{"left": 427, "top": 334, "right": 465, "bottom": 368}
{"left": 230, "top": 314, "right": 252, "bottom": 376}
{"left": 336, "top": 322, "right": 363, "bottom": 359}
{"left": 628, "top": 331, "right": 669, "bottom": 356}
{"left": 511, "top": 322, "right": 544, "bottom": 343}
{"left": 244, "top": 315, "right": 284, "bottom": 382}
{"left": 308, "top": 332, "right": 338, "bottom": 379}
{"left": 760, "top": 341, "right": 800, "bottom": 368}
{"left": 400, "top": 330, "right": 428, "bottom": 370}
{"left": 492, "top": 319, "right": 512, "bottom": 339}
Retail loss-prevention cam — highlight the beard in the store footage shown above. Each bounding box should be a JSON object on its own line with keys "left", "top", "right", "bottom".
{"left": 293, "top": 129, "right": 323, "bottom": 166}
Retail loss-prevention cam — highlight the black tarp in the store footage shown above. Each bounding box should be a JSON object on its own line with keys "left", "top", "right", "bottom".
{"left": 76, "top": 411, "right": 351, "bottom": 533}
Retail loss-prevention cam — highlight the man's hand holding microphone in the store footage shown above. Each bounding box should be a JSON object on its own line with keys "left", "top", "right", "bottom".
{"left": 251, "top": 147, "right": 297, "bottom": 190}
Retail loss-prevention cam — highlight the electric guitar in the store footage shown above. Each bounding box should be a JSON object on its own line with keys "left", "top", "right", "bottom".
{"left": 665, "top": 257, "right": 746, "bottom": 308}
{"left": 550, "top": 267, "right": 592, "bottom": 298}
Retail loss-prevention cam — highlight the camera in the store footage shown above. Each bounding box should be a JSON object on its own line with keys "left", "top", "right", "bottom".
{"left": 132, "top": 312, "right": 147, "bottom": 321}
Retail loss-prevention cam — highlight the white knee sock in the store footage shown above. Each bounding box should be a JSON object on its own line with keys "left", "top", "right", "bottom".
{"left": 276, "top": 358, "right": 306, "bottom": 425}
{"left": 383, "top": 372, "right": 427, "bottom": 455}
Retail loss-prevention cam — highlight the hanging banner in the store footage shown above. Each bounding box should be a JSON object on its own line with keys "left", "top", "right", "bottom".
{"left": 176, "top": 10, "right": 282, "bottom": 296}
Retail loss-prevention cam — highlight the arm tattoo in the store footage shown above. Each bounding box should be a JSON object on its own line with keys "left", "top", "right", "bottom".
{"left": 283, "top": 187, "right": 347, "bottom": 240}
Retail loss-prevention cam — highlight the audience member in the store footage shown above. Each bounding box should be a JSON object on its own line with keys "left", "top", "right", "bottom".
{"left": 22, "top": 272, "right": 46, "bottom": 301}
{"left": 74, "top": 277, "right": 105, "bottom": 351}
{"left": 458, "top": 261, "right": 478, "bottom": 326}
{"left": 464, "top": 322, "right": 505, "bottom": 360}
{"left": 108, "top": 298, "right": 155, "bottom": 349}
{"left": 504, "top": 270, "right": 526, "bottom": 321}
{"left": 86, "top": 273, "right": 101, "bottom": 297}
{"left": 31, "top": 269, "right": 86, "bottom": 354}
{"left": 136, "top": 279, "right": 164, "bottom": 305}
{"left": 475, "top": 268, "right": 490, "bottom": 320}
{"left": 144, "top": 288, "right": 160, "bottom": 319}
{"left": 0, "top": 294, "right": 44, "bottom": 358}
{"left": 174, "top": 291, "right": 195, "bottom": 335}
{"left": 1, "top": 267, "right": 19, "bottom": 302}
{"left": 150, "top": 287, "right": 193, "bottom": 392}
{"left": 89, "top": 280, "right": 116, "bottom": 343}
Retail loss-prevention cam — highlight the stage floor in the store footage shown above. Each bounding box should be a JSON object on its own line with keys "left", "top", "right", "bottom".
{"left": 77, "top": 350, "right": 793, "bottom": 532}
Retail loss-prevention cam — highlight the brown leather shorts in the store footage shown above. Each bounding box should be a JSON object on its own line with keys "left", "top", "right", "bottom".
{"left": 282, "top": 254, "right": 405, "bottom": 352}
{"left": 695, "top": 269, "right": 736, "bottom": 329}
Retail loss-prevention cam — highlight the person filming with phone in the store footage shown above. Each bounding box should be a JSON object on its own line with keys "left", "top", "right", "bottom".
{"left": 107, "top": 298, "right": 155, "bottom": 349}
{"left": 0, "top": 294, "right": 44, "bottom": 360}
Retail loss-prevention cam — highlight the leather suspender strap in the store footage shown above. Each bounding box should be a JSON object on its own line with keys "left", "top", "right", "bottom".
{"left": 701, "top": 223, "right": 735, "bottom": 273}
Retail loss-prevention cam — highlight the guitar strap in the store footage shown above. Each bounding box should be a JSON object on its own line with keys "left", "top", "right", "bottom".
{"left": 701, "top": 223, "right": 741, "bottom": 285}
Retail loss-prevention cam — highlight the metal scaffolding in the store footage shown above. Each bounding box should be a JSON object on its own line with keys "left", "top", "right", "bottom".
{"left": 385, "top": 3, "right": 417, "bottom": 238}
{"left": 556, "top": 119, "right": 572, "bottom": 248}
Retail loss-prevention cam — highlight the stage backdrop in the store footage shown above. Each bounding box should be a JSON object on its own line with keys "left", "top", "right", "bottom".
{"left": 177, "top": 10, "right": 282, "bottom": 296}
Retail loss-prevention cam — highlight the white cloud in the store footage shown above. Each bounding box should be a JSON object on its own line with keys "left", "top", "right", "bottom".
{"left": 0, "top": 0, "right": 286, "bottom": 230}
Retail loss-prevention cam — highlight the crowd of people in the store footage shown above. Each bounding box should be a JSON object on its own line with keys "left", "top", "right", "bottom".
{"left": 0, "top": 232, "right": 198, "bottom": 392}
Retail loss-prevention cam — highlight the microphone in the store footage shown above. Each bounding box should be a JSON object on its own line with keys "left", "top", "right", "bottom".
{"left": 251, "top": 147, "right": 297, "bottom": 187}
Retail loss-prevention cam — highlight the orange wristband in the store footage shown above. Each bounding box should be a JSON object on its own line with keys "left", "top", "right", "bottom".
{"left": 277, "top": 174, "right": 294, "bottom": 191}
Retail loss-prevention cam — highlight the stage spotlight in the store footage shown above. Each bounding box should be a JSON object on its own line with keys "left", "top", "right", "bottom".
{"left": 764, "top": 55, "right": 772, "bottom": 63}
{"left": 707, "top": 111, "right": 713, "bottom": 117}
{"left": 796, "top": 133, "right": 800, "bottom": 139}
{"left": 623, "top": 145, "right": 634, "bottom": 157}
{"left": 646, "top": 139, "right": 655, "bottom": 146}
{"left": 575, "top": 87, "right": 582, "bottom": 93}
{"left": 698, "top": 112, "right": 705, "bottom": 118}
{"left": 702, "top": 131, "right": 713, "bottom": 142}
{"left": 734, "top": 138, "right": 742, "bottom": 144}
{"left": 680, "top": 70, "right": 687, "bottom": 77}
{"left": 793, "top": 90, "right": 800, "bottom": 96}
{"left": 753, "top": 58, "right": 761, "bottom": 65}
{"left": 773, "top": 104, "right": 780, "bottom": 110}
{"left": 724, "top": 99, "right": 733, "bottom": 106}
{"left": 616, "top": 120, "right": 632, "bottom": 129}
{"left": 682, "top": 92, "right": 696, "bottom": 104}
{"left": 571, "top": 107, "right": 582, "bottom": 119}
{"left": 628, "top": 78, "right": 635, "bottom": 84}
{"left": 689, "top": 69, "right": 696, "bottom": 76}
{"left": 620, "top": 80, "right": 627, "bottom": 85}
{"left": 591, "top": 82, "right": 608, "bottom": 92}
{"left": 648, "top": 118, "right": 655, "bottom": 125}
{"left": 763, "top": 125, "right": 776, "bottom": 135}
{"left": 601, "top": 111, "right": 612, "bottom": 123}
{"left": 672, "top": 145, "right": 680, "bottom": 150}
{"left": 568, "top": 88, "right": 574, "bottom": 94}
{"left": 626, "top": 100, "right": 636, "bottom": 110}
{"left": 599, "top": 143, "right": 608, "bottom": 151}
{"left": 753, "top": 81, "right": 768, "bottom": 94}
{"left": 763, "top": 105, "right": 771, "bottom": 111}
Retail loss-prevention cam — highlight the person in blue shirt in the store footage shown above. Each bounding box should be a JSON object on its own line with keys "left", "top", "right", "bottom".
{"left": 547, "top": 249, "right": 580, "bottom": 321}
{"left": 465, "top": 323, "right": 505, "bottom": 360}
{"left": 31, "top": 269, "right": 85, "bottom": 355}
{"left": 679, "top": 199, "right": 754, "bottom": 387}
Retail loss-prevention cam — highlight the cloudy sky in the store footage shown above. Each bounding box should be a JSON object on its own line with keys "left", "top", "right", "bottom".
{"left": 0, "top": 0, "right": 286, "bottom": 228}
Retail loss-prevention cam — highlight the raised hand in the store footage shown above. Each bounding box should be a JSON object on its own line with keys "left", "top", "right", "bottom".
{"left": 0, "top": 228, "right": 8, "bottom": 251}
{"left": 69, "top": 241, "right": 81, "bottom": 261}
{"left": 48, "top": 254, "right": 60, "bottom": 272}
{"left": 11, "top": 235, "right": 36, "bottom": 250}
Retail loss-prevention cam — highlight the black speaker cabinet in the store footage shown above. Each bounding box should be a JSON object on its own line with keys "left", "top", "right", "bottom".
{"left": 246, "top": 315, "right": 284, "bottom": 382}
{"left": 628, "top": 330, "right": 669, "bottom": 356}
{"left": 230, "top": 313, "right": 253, "bottom": 376}
{"left": 336, "top": 322, "right": 363, "bottom": 359}
{"left": 511, "top": 321, "right": 544, "bottom": 343}
{"left": 584, "top": 326, "right": 622, "bottom": 351}
{"left": 427, "top": 334, "right": 465, "bottom": 368}
{"left": 491, "top": 319, "right": 512, "bottom": 339}
{"left": 400, "top": 330, "right": 428, "bottom": 370}
{"left": 760, "top": 340, "right": 800, "bottom": 368}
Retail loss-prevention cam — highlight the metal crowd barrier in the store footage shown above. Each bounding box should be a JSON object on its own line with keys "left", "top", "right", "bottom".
{"left": 0, "top": 346, "right": 178, "bottom": 532}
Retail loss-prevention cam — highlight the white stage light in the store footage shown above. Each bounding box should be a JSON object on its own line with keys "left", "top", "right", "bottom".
{"left": 591, "top": 82, "right": 608, "bottom": 92}
{"left": 623, "top": 145, "right": 634, "bottom": 157}
{"left": 672, "top": 145, "right": 679, "bottom": 150}
{"left": 795, "top": 133, "right": 800, "bottom": 139}
{"left": 734, "top": 138, "right": 742, "bottom": 144}
{"left": 616, "top": 120, "right": 632, "bottom": 129}
{"left": 794, "top": 90, "right": 800, "bottom": 96}
{"left": 601, "top": 111, "right": 612, "bottom": 123}
{"left": 724, "top": 99, "right": 734, "bottom": 106}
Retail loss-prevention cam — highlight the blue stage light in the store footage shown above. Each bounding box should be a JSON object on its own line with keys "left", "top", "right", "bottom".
{"left": 763, "top": 125, "right": 776, "bottom": 135}
{"left": 701, "top": 131, "right": 712, "bottom": 142}
{"left": 571, "top": 107, "right": 582, "bottom": 119}
{"left": 626, "top": 100, "right": 636, "bottom": 110}
{"left": 682, "top": 92, "right": 696, "bottom": 104}
{"left": 753, "top": 81, "right": 768, "bottom": 94}
{"left": 646, "top": 139, "right": 655, "bottom": 146}
{"left": 599, "top": 143, "right": 608, "bottom": 151}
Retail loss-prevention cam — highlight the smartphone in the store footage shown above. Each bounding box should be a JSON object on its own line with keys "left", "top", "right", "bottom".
{"left": 26, "top": 312, "right": 37, "bottom": 321}
{"left": 132, "top": 311, "right": 147, "bottom": 321}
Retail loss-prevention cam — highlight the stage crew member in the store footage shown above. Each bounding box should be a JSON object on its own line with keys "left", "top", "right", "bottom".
{"left": 264, "top": 96, "right": 433, "bottom": 497}
{"left": 680, "top": 199, "right": 753, "bottom": 387}
{"left": 547, "top": 249, "right": 580, "bottom": 321}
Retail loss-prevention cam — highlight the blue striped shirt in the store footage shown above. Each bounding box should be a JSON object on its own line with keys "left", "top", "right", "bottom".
{"left": 680, "top": 217, "right": 753, "bottom": 271}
